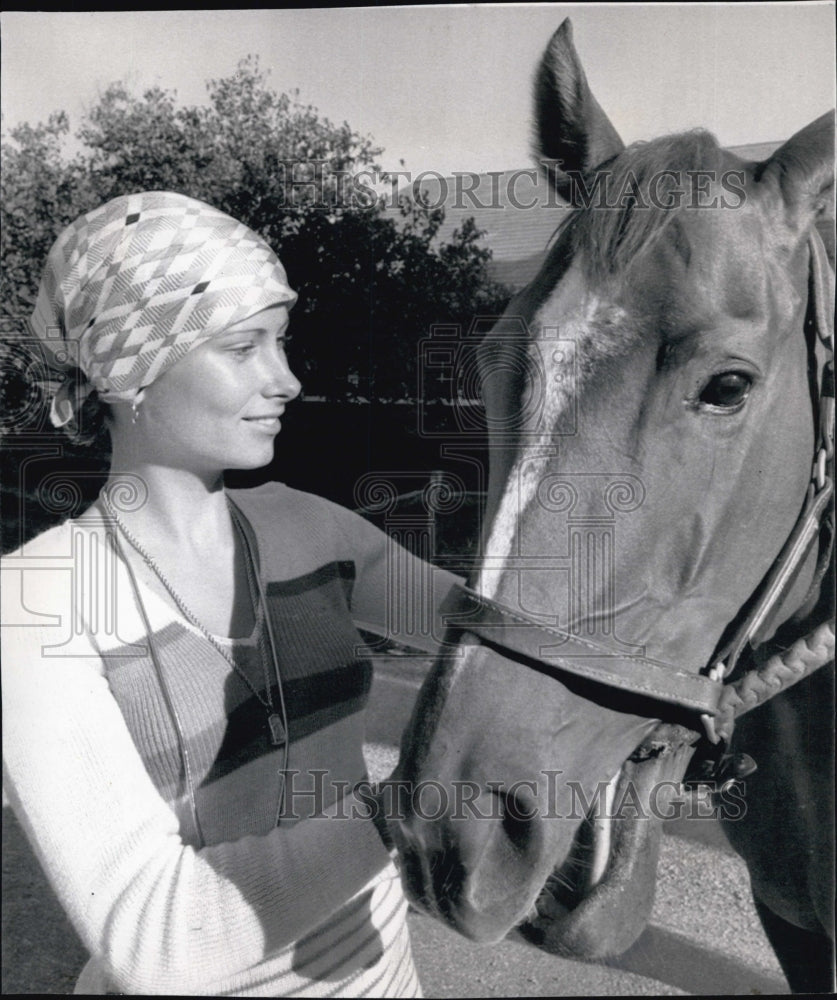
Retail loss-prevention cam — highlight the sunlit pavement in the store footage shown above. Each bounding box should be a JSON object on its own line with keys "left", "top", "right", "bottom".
{"left": 0, "top": 749, "right": 788, "bottom": 998}
{"left": 405, "top": 839, "right": 788, "bottom": 997}
{"left": 0, "top": 656, "right": 789, "bottom": 996}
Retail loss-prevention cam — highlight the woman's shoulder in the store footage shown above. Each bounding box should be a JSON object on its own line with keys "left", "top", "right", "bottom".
{"left": 228, "top": 481, "right": 364, "bottom": 531}
{"left": 1, "top": 519, "right": 90, "bottom": 661}
{"left": 227, "top": 481, "right": 387, "bottom": 570}
{"left": 2, "top": 518, "right": 76, "bottom": 563}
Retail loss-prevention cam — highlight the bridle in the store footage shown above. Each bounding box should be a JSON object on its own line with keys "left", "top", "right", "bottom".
{"left": 438, "top": 229, "right": 835, "bottom": 765}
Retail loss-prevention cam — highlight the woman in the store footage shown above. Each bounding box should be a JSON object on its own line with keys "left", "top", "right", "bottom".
{"left": 2, "top": 191, "right": 459, "bottom": 996}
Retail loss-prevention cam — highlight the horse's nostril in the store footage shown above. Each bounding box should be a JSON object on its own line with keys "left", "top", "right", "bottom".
{"left": 428, "top": 850, "right": 466, "bottom": 901}
{"left": 394, "top": 822, "right": 426, "bottom": 869}
{"left": 499, "top": 786, "right": 539, "bottom": 851}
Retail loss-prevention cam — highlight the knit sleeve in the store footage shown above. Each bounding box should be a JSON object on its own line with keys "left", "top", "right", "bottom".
{"left": 327, "top": 501, "right": 463, "bottom": 655}
{"left": 1, "top": 557, "right": 392, "bottom": 995}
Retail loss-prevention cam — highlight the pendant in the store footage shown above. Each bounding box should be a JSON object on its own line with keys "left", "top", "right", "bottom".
{"left": 268, "top": 713, "right": 287, "bottom": 747}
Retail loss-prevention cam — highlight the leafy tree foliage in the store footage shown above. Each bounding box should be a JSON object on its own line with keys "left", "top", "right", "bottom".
{"left": 1, "top": 58, "right": 509, "bottom": 550}
{"left": 2, "top": 58, "right": 510, "bottom": 406}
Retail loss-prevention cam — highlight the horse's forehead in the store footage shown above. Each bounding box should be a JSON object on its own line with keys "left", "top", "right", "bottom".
{"left": 616, "top": 208, "right": 799, "bottom": 338}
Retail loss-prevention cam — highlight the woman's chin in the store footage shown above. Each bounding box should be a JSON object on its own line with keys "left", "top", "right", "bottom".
{"left": 225, "top": 452, "right": 276, "bottom": 473}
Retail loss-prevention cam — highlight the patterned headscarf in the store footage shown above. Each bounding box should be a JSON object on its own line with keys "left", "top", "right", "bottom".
{"left": 29, "top": 191, "right": 297, "bottom": 427}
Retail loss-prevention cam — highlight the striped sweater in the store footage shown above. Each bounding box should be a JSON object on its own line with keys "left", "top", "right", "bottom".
{"left": 2, "top": 483, "right": 459, "bottom": 996}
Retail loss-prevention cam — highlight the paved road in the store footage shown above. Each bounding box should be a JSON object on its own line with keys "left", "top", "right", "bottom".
{"left": 2, "top": 656, "right": 790, "bottom": 995}
{"left": 0, "top": 788, "right": 789, "bottom": 997}
{"left": 410, "top": 915, "right": 783, "bottom": 998}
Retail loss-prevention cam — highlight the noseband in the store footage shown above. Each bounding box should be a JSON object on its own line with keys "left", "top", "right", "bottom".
{"left": 440, "top": 230, "right": 835, "bottom": 753}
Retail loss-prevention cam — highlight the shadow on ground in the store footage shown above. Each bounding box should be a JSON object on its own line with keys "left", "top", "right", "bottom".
{"left": 2, "top": 807, "right": 87, "bottom": 994}
{"left": 3, "top": 802, "right": 788, "bottom": 997}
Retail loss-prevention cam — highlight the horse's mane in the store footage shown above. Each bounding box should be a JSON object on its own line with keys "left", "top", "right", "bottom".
{"left": 555, "top": 129, "right": 728, "bottom": 279}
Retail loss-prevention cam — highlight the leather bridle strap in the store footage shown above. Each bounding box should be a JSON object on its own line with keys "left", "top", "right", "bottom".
{"left": 697, "top": 229, "right": 835, "bottom": 739}
{"left": 439, "top": 230, "right": 835, "bottom": 739}
{"left": 708, "top": 230, "right": 835, "bottom": 680}
{"left": 626, "top": 621, "right": 835, "bottom": 767}
{"left": 439, "top": 584, "right": 725, "bottom": 716}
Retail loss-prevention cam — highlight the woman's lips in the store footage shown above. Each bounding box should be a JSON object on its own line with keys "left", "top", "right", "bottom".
{"left": 244, "top": 414, "right": 282, "bottom": 432}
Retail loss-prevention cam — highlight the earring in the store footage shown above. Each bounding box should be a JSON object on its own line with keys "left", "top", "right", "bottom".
{"left": 131, "top": 399, "right": 141, "bottom": 425}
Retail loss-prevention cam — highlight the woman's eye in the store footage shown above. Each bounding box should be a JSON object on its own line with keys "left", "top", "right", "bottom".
{"left": 231, "top": 343, "right": 256, "bottom": 357}
{"left": 698, "top": 371, "right": 753, "bottom": 409}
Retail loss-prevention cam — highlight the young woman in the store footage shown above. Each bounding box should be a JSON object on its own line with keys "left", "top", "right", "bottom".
{"left": 2, "top": 191, "right": 458, "bottom": 996}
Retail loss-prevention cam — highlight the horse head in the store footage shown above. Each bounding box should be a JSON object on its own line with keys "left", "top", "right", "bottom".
{"left": 394, "top": 19, "right": 834, "bottom": 957}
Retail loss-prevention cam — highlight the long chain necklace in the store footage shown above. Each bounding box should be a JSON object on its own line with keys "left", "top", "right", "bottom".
{"left": 228, "top": 501, "right": 290, "bottom": 749}
{"left": 99, "top": 486, "right": 290, "bottom": 825}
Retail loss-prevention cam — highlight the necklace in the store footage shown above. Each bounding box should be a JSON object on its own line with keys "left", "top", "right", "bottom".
{"left": 99, "top": 485, "right": 290, "bottom": 832}
{"left": 100, "top": 486, "right": 289, "bottom": 747}
{"left": 228, "top": 501, "right": 290, "bottom": 750}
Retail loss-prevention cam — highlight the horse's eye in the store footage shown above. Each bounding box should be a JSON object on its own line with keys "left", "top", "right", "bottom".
{"left": 699, "top": 371, "right": 753, "bottom": 409}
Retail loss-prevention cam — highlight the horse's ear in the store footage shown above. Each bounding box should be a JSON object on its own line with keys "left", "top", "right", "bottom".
{"left": 534, "top": 18, "right": 625, "bottom": 199}
{"left": 762, "top": 111, "right": 835, "bottom": 228}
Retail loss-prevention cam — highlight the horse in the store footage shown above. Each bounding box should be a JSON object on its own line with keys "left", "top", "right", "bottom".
{"left": 392, "top": 19, "right": 835, "bottom": 993}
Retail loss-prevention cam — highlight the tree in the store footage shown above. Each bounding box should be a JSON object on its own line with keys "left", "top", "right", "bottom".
{"left": 1, "top": 113, "right": 93, "bottom": 332}
{"left": 2, "top": 58, "right": 509, "bottom": 400}
{"left": 1, "top": 58, "right": 509, "bottom": 548}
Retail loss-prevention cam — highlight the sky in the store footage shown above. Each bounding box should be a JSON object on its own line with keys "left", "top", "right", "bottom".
{"left": 1, "top": 4, "right": 835, "bottom": 177}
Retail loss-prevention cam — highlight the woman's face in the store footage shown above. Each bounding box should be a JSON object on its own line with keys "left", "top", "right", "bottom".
{"left": 133, "top": 305, "right": 301, "bottom": 473}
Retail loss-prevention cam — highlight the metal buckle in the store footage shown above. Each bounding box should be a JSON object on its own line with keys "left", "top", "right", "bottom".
{"left": 814, "top": 447, "right": 828, "bottom": 491}
{"left": 683, "top": 750, "right": 758, "bottom": 794}
{"left": 699, "top": 661, "right": 726, "bottom": 745}
{"left": 716, "top": 753, "right": 758, "bottom": 796}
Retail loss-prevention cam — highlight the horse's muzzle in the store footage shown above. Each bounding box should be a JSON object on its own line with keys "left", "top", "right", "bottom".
{"left": 393, "top": 784, "right": 555, "bottom": 942}
{"left": 519, "top": 743, "right": 696, "bottom": 958}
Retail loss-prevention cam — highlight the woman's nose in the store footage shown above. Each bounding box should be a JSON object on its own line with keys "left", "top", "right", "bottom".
{"left": 264, "top": 347, "right": 302, "bottom": 401}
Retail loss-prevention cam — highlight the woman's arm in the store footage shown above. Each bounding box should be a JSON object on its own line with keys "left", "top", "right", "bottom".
{"left": 2, "top": 565, "right": 391, "bottom": 995}
{"left": 329, "top": 501, "right": 463, "bottom": 654}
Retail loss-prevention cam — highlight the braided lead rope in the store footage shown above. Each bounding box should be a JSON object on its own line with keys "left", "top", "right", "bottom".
{"left": 706, "top": 619, "right": 836, "bottom": 744}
